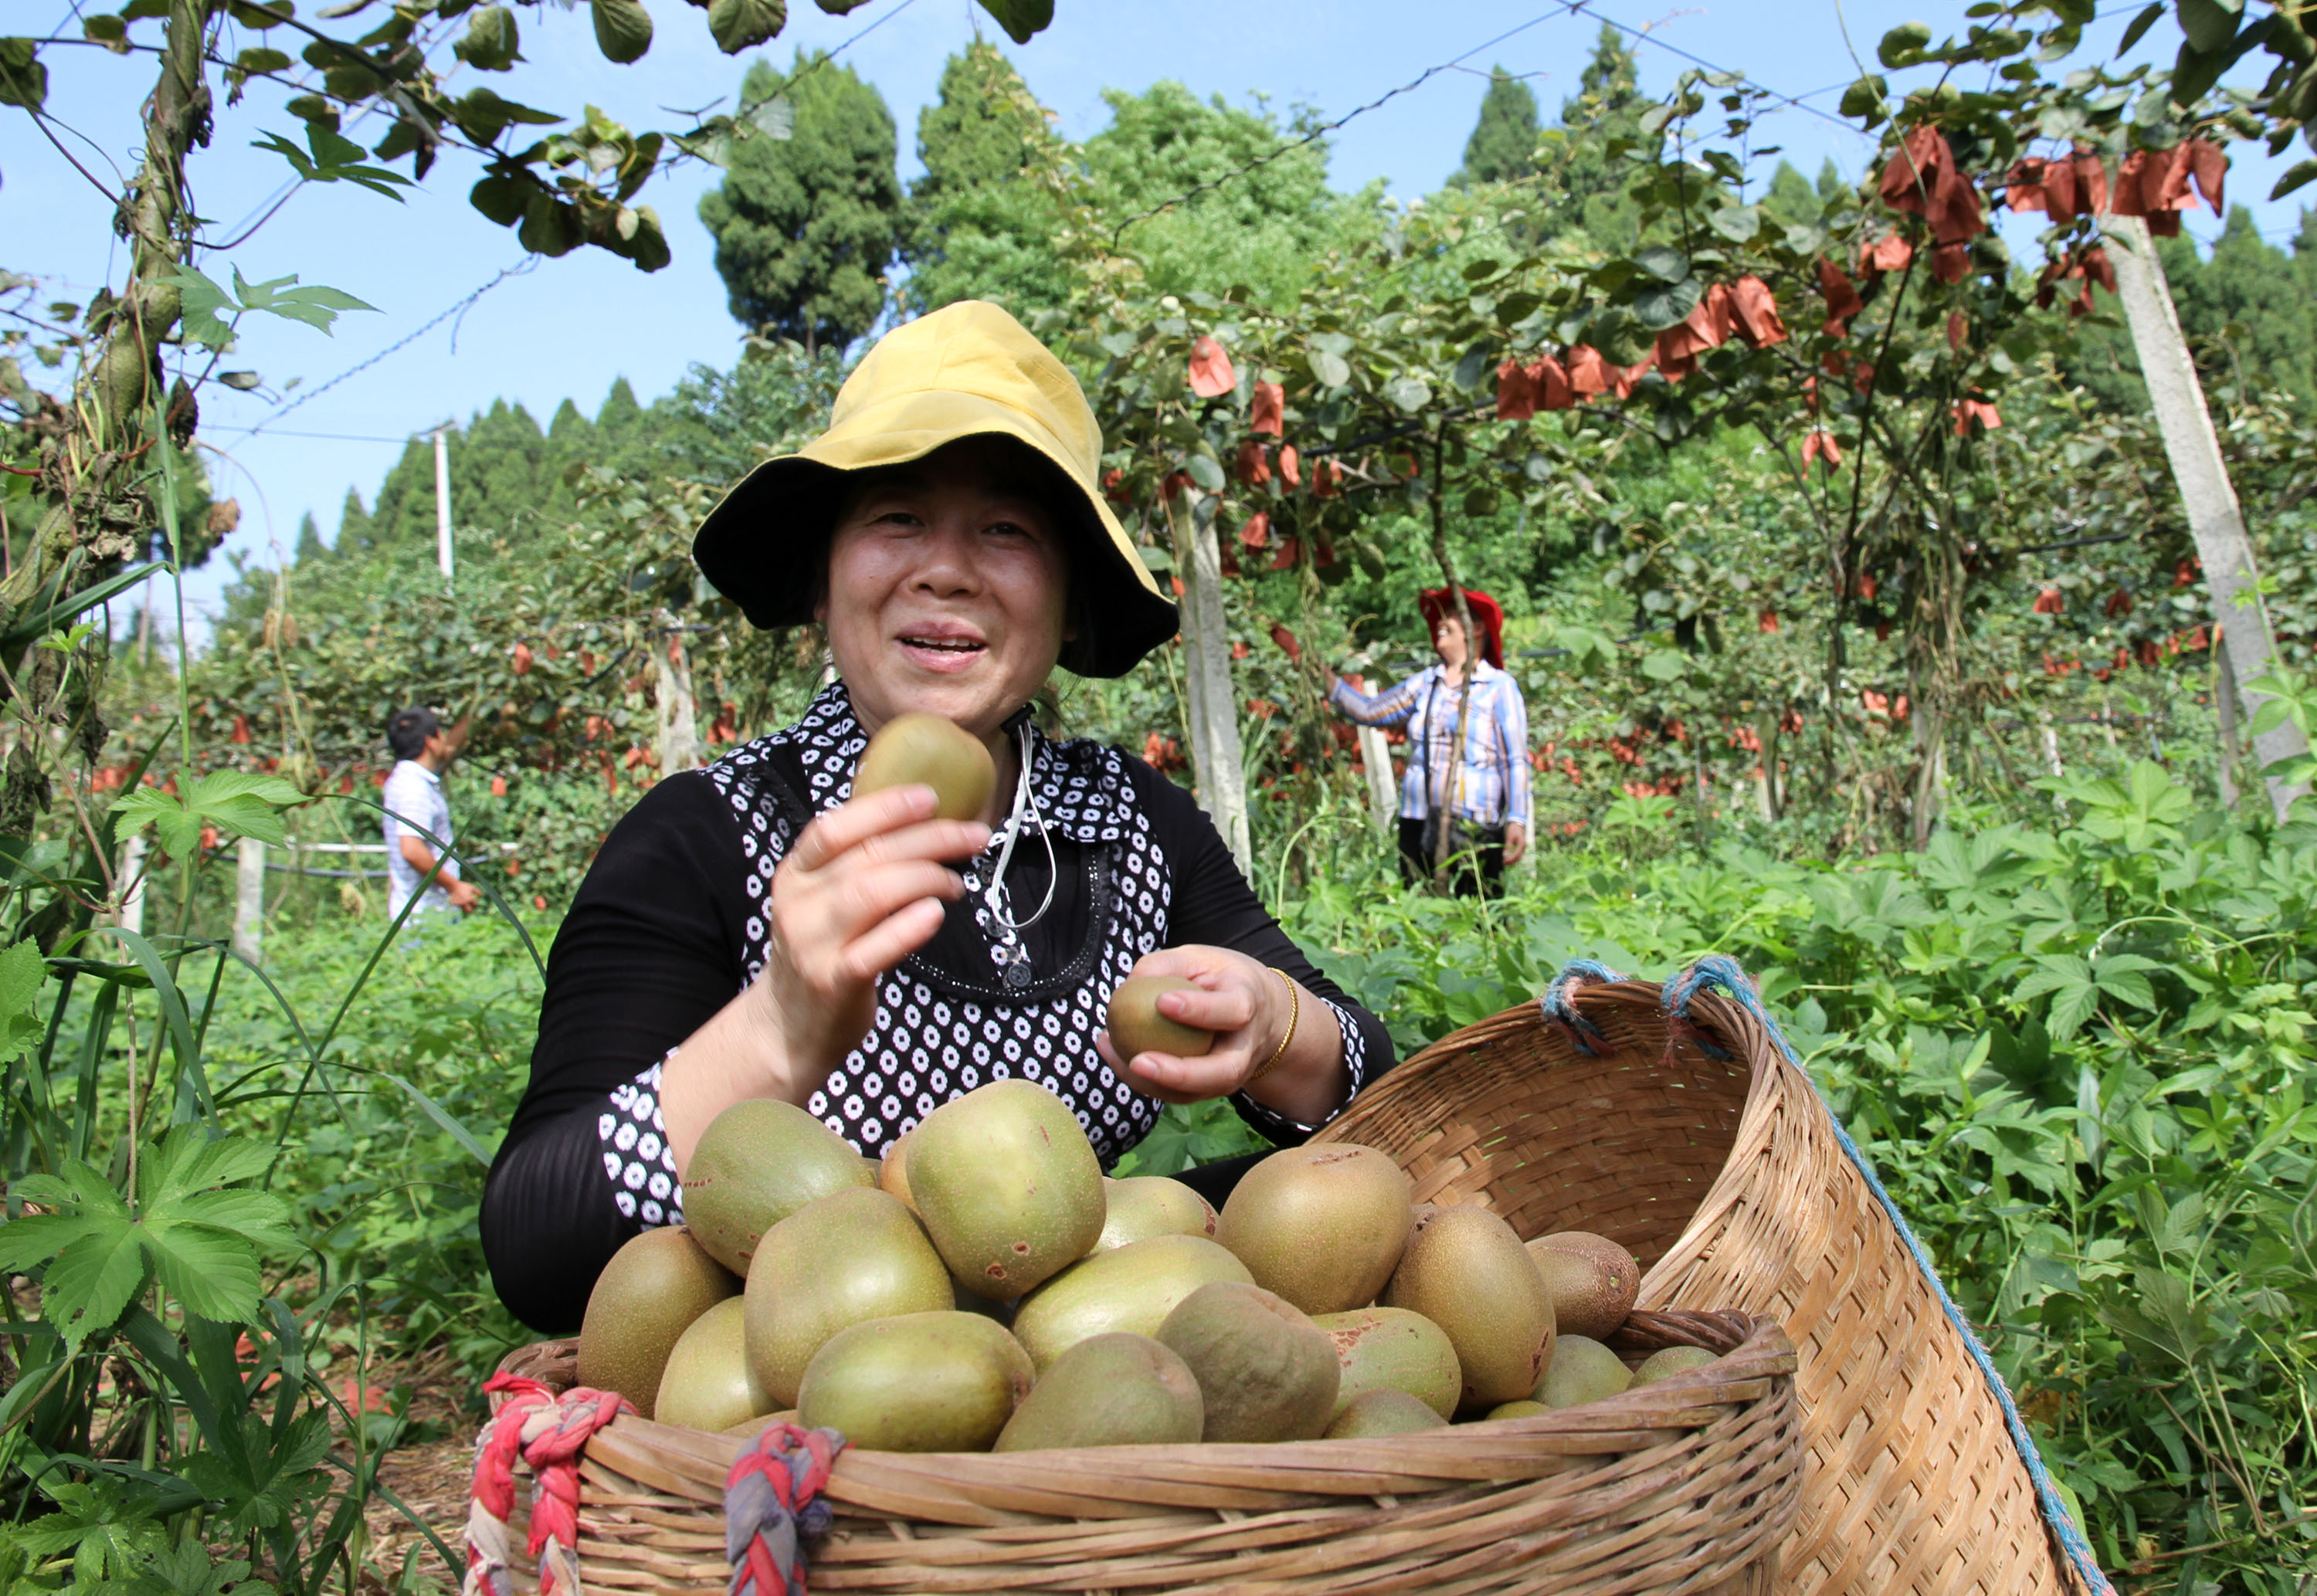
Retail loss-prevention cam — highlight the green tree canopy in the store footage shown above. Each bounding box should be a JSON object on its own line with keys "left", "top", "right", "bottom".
{"left": 1453, "top": 67, "right": 1542, "bottom": 187}
{"left": 1535, "top": 23, "right": 1651, "bottom": 250}
{"left": 698, "top": 52, "right": 902, "bottom": 354}
{"left": 1087, "top": 81, "right": 1377, "bottom": 307}
{"left": 901, "top": 44, "right": 1074, "bottom": 317}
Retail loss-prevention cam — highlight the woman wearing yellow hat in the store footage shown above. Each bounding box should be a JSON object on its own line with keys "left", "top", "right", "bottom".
{"left": 481, "top": 303, "right": 1393, "bottom": 1330}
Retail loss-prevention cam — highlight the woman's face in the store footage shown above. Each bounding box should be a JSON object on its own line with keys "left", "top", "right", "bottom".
{"left": 1431, "top": 615, "right": 1468, "bottom": 670}
{"left": 819, "top": 439, "right": 1074, "bottom": 743}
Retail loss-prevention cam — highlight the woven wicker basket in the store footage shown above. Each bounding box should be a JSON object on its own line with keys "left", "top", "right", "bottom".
{"left": 485, "top": 1306, "right": 1798, "bottom": 1592}
{"left": 1308, "top": 959, "right": 2112, "bottom": 1596}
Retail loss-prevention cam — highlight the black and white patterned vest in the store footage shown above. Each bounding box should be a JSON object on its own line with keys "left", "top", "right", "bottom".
{"left": 599, "top": 684, "right": 1271, "bottom": 1228}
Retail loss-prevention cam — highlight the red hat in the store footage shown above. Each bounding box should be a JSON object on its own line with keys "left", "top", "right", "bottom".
{"left": 1417, "top": 588, "right": 1505, "bottom": 669}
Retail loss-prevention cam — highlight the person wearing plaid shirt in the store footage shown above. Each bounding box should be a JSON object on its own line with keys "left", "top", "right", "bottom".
{"left": 1325, "top": 588, "right": 1531, "bottom": 897}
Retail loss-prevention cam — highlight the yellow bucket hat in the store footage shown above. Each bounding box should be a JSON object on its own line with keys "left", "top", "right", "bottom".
{"left": 692, "top": 300, "right": 1178, "bottom": 679}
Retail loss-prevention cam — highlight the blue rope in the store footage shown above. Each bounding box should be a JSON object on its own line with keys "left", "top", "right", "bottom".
{"left": 1536, "top": 958, "right": 1623, "bottom": 1052}
{"left": 1650, "top": 953, "right": 2115, "bottom": 1596}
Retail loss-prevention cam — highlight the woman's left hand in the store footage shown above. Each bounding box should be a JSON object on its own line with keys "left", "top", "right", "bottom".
{"left": 1096, "top": 945, "right": 1287, "bottom": 1106}
{"left": 1503, "top": 820, "right": 1528, "bottom": 866}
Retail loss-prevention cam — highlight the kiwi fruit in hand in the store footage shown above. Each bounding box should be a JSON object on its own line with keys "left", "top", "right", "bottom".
{"left": 853, "top": 713, "right": 996, "bottom": 822}
{"left": 1108, "top": 974, "right": 1216, "bottom": 1062}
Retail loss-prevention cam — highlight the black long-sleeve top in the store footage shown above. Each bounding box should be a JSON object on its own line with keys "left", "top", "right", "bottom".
{"left": 481, "top": 684, "right": 1394, "bottom": 1333}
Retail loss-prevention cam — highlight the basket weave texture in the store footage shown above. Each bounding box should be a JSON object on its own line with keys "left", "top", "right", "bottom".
{"left": 487, "top": 1309, "right": 1797, "bottom": 1591}
{"left": 1309, "top": 967, "right": 2109, "bottom": 1596}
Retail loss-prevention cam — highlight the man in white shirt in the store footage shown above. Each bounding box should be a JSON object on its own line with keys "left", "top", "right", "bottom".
{"left": 382, "top": 707, "right": 480, "bottom": 919}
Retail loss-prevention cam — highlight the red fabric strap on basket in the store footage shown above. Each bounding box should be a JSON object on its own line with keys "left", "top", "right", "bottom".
{"left": 464, "top": 1372, "right": 634, "bottom": 1596}
{"left": 725, "top": 1422, "right": 847, "bottom": 1596}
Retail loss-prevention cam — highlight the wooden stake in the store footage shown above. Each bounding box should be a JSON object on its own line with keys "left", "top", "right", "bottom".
{"left": 2100, "top": 214, "right": 2309, "bottom": 816}
{"left": 1165, "top": 487, "right": 1251, "bottom": 872}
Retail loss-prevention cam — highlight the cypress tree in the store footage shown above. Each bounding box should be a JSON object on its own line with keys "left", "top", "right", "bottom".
{"left": 1453, "top": 67, "right": 1541, "bottom": 187}
{"left": 698, "top": 51, "right": 901, "bottom": 354}
{"left": 901, "top": 44, "right": 1070, "bottom": 315}
{"left": 293, "top": 512, "right": 325, "bottom": 564}
{"left": 1535, "top": 23, "right": 1651, "bottom": 250}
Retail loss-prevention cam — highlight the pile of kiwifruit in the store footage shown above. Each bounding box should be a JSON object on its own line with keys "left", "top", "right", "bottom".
{"left": 575, "top": 1077, "right": 1716, "bottom": 1452}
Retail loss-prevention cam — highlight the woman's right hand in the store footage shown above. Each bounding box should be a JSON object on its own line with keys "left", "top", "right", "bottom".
{"left": 757, "top": 784, "right": 989, "bottom": 1093}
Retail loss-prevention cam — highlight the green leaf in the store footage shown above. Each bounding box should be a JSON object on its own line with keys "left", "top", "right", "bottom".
{"left": 0, "top": 940, "right": 46, "bottom": 1071}
{"left": 1183, "top": 454, "right": 1225, "bottom": 493}
{"left": 1382, "top": 374, "right": 1432, "bottom": 412}
{"left": 1640, "top": 649, "right": 1687, "bottom": 682}
{"left": 1708, "top": 205, "right": 1760, "bottom": 243}
{"left": 0, "top": 1129, "right": 294, "bottom": 1347}
{"left": 110, "top": 789, "right": 202, "bottom": 859}
{"left": 1632, "top": 245, "right": 1690, "bottom": 283}
{"left": 83, "top": 14, "right": 129, "bottom": 50}
{"left": 1633, "top": 275, "right": 1703, "bottom": 332}
{"left": 0, "top": 39, "right": 49, "bottom": 113}
{"left": 1840, "top": 74, "right": 1889, "bottom": 120}
{"left": 2119, "top": 2, "right": 2165, "bottom": 53}
{"left": 165, "top": 266, "right": 239, "bottom": 349}
{"left": 590, "top": 0, "right": 652, "bottom": 61}
{"left": 705, "top": 0, "right": 785, "bottom": 53}
{"left": 186, "top": 770, "right": 309, "bottom": 845}
{"left": 2271, "top": 158, "right": 2317, "bottom": 200}
{"left": 1307, "top": 347, "right": 1351, "bottom": 388}
{"left": 455, "top": 3, "right": 520, "bottom": 69}
{"left": 2176, "top": 0, "right": 2241, "bottom": 55}
{"left": 382, "top": 1072, "right": 494, "bottom": 1166}
{"left": 1878, "top": 20, "right": 1932, "bottom": 68}
{"left": 975, "top": 0, "right": 1053, "bottom": 44}
{"left": 226, "top": 265, "right": 377, "bottom": 334}
{"left": 250, "top": 127, "right": 412, "bottom": 200}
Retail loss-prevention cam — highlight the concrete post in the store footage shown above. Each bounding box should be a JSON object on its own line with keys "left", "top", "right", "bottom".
{"left": 232, "top": 837, "right": 263, "bottom": 961}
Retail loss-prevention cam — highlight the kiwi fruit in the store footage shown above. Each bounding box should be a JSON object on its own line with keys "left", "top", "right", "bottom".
{"left": 1631, "top": 1345, "right": 1719, "bottom": 1386}
{"left": 1095, "top": 1176, "right": 1217, "bottom": 1252}
{"left": 1311, "top": 1306, "right": 1461, "bottom": 1421}
{"left": 654, "top": 1298, "right": 775, "bottom": 1433}
{"left": 1215, "top": 1145, "right": 1413, "bottom": 1316}
{"left": 576, "top": 1226, "right": 738, "bottom": 1419}
{"left": 1155, "top": 1282, "right": 1339, "bottom": 1443}
{"left": 1534, "top": 1333, "right": 1633, "bottom": 1409}
{"left": 796, "top": 1310, "right": 1034, "bottom": 1452}
{"left": 907, "top": 1080, "right": 1105, "bottom": 1300}
{"left": 1382, "top": 1205, "right": 1554, "bottom": 1408}
{"left": 721, "top": 1408, "right": 798, "bottom": 1438}
{"left": 1483, "top": 1399, "right": 1549, "bottom": 1421}
{"left": 1011, "top": 1233, "right": 1253, "bottom": 1373}
{"left": 743, "top": 1187, "right": 955, "bottom": 1405}
{"left": 852, "top": 713, "right": 996, "bottom": 822}
{"left": 1321, "top": 1388, "right": 1448, "bottom": 1438}
{"left": 1525, "top": 1232, "right": 1640, "bottom": 1342}
{"left": 878, "top": 1130, "right": 917, "bottom": 1213}
{"left": 1105, "top": 975, "right": 1215, "bottom": 1061}
{"left": 682, "top": 1098, "right": 874, "bottom": 1275}
{"left": 992, "top": 1333, "right": 1203, "bottom": 1451}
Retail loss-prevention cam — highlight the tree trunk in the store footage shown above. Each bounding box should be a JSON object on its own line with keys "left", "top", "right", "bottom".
{"left": 654, "top": 614, "right": 702, "bottom": 775}
{"left": 1165, "top": 488, "right": 1251, "bottom": 872}
{"left": 2100, "top": 213, "right": 2309, "bottom": 816}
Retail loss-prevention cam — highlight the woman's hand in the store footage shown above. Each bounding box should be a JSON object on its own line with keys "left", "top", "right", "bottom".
{"left": 1097, "top": 946, "right": 1348, "bottom": 1124}
{"left": 758, "top": 784, "right": 989, "bottom": 1089}
{"left": 1096, "top": 946, "right": 1283, "bottom": 1105}
{"left": 1503, "top": 819, "right": 1528, "bottom": 866}
{"left": 664, "top": 781, "right": 989, "bottom": 1174}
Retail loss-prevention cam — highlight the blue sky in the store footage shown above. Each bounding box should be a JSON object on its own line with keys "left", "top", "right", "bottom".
{"left": 8, "top": 0, "right": 2308, "bottom": 634}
